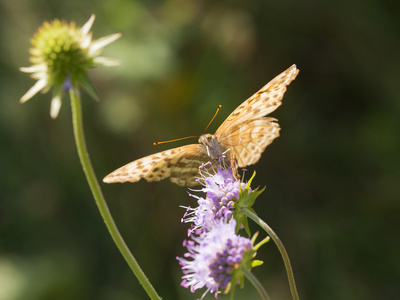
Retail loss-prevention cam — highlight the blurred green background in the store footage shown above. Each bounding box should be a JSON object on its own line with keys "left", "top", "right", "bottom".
{"left": 1, "top": 0, "right": 399, "bottom": 299}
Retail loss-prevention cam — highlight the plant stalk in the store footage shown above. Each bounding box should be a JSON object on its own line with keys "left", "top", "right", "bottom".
{"left": 243, "top": 208, "right": 299, "bottom": 300}
{"left": 69, "top": 87, "right": 160, "bottom": 300}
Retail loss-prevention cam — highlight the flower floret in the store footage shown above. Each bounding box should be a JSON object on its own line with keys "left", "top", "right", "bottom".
{"left": 183, "top": 164, "right": 250, "bottom": 234}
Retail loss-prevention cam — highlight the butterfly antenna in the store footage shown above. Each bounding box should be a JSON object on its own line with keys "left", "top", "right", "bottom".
{"left": 153, "top": 136, "right": 198, "bottom": 146}
{"left": 154, "top": 105, "right": 221, "bottom": 145}
{"left": 204, "top": 105, "right": 222, "bottom": 133}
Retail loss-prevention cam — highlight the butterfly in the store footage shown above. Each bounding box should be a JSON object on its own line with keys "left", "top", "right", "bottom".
{"left": 103, "top": 65, "right": 299, "bottom": 186}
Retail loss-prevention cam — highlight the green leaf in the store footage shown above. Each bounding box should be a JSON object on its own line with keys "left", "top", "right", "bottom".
{"left": 251, "top": 260, "right": 264, "bottom": 268}
{"left": 253, "top": 236, "right": 271, "bottom": 251}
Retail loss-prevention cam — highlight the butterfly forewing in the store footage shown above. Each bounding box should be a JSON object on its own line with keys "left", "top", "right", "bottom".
{"left": 103, "top": 144, "right": 209, "bottom": 186}
{"left": 215, "top": 64, "right": 299, "bottom": 136}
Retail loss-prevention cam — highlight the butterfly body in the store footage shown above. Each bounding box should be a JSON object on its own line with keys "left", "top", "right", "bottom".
{"left": 103, "top": 65, "right": 299, "bottom": 187}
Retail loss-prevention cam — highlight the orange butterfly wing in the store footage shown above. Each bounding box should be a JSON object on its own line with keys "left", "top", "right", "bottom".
{"left": 103, "top": 144, "right": 209, "bottom": 187}
{"left": 215, "top": 64, "right": 299, "bottom": 167}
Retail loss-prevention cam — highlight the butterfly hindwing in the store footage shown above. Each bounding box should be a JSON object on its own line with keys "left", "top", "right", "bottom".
{"left": 169, "top": 145, "right": 210, "bottom": 186}
{"left": 219, "top": 117, "right": 280, "bottom": 167}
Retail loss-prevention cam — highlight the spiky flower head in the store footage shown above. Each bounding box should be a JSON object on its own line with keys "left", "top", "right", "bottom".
{"left": 20, "top": 14, "right": 121, "bottom": 118}
{"left": 177, "top": 220, "right": 268, "bottom": 299}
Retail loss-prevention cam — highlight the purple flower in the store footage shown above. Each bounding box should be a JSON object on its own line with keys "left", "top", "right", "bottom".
{"left": 177, "top": 219, "right": 253, "bottom": 299}
{"left": 182, "top": 164, "right": 251, "bottom": 235}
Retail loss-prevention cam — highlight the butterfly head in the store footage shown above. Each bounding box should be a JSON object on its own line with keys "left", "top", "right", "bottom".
{"left": 198, "top": 133, "right": 215, "bottom": 147}
{"left": 199, "top": 134, "right": 226, "bottom": 161}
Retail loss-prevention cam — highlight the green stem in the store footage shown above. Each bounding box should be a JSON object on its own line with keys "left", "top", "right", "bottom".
{"left": 242, "top": 268, "right": 270, "bottom": 300}
{"left": 69, "top": 88, "right": 160, "bottom": 300}
{"left": 243, "top": 208, "right": 300, "bottom": 300}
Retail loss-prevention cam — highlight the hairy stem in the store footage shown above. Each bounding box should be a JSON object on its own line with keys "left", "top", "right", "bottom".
{"left": 69, "top": 88, "right": 160, "bottom": 300}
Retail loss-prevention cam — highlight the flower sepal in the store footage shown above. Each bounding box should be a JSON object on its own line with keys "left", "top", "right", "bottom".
{"left": 76, "top": 71, "right": 100, "bottom": 101}
{"left": 234, "top": 171, "right": 266, "bottom": 235}
{"left": 239, "top": 171, "right": 265, "bottom": 208}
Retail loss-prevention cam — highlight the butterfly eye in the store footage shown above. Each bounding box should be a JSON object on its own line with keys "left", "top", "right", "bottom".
{"left": 207, "top": 135, "right": 212, "bottom": 142}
